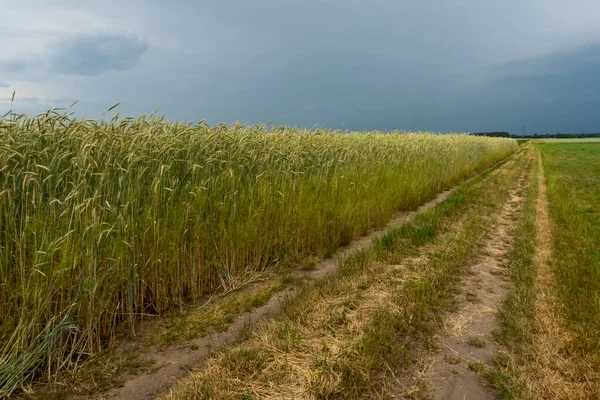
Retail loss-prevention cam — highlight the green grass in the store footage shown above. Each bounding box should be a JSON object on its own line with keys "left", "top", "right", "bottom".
{"left": 535, "top": 142, "right": 600, "bottom": 355}
{"left": 534, "top": 138, "right": 600, "bottom": 143}
{"left": 0, "top": 111, "right": 516, "bottom": 395}
{"left": 159, "top": 283, "right": 283, "bottom": 344}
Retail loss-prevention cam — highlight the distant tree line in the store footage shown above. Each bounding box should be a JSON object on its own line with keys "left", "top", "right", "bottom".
{"left": 470, "top": 132, "right": 600, "bottom": 139}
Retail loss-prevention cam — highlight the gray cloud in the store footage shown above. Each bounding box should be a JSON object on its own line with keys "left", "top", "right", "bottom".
{"left": 0, "top": 95, "right": 50, "bottom": 115}
{"left": 0, "top": 82, "right": 9, "bottom": 88}
{"left": 0, "top": 33, "right": 148, "bottom": 77}
{"left": 0, "top": 57, "right": 46, "bottom": 80}
{"left": 51, "top": 34, "right": 148, "bottom": 76}
{"left": 0, "top": 59, "right": 31, "bottom": 73}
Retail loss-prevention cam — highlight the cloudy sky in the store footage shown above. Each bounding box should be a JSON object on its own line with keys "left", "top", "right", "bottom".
{"left": 1, "top": 1, "right": 599, "bottom": 133}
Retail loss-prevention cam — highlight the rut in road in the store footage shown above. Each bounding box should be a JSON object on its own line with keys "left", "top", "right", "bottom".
{"left": 424, "top": 149, "right": 532, "bottom": 399}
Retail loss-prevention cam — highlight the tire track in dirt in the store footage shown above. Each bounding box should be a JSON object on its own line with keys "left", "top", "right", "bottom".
{"left": 423, "top": 148, "right": 532, "bottom": 399}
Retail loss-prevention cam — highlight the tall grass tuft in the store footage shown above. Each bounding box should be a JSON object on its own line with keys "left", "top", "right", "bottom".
{"left": 0, "top": 110, "right": 516, "bottom": 395}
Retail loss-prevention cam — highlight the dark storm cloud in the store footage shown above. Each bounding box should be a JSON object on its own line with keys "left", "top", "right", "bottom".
{"left": 134, "top": 1, "right": 600, "bottom": 133}
{"left": 138, "top": 0, "right": 483, "bottom": 130}
{"left": 492, "top": 43, "right": 600, "bottom": 101}
{"left": 472, "top": 43, "right": 600, "bottom": 133}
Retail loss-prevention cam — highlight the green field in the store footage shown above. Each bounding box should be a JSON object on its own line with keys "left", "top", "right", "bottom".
{"left": 536, "top": 142, "right": 600, "bottom": 351}
{"left": 534, "top": 138, "right": 600, "bottom": 143}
